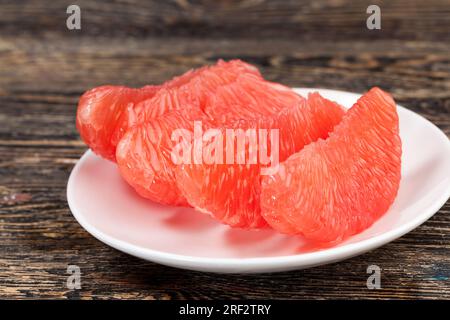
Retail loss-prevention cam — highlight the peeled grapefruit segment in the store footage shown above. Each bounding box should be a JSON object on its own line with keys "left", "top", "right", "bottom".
{"left": 260, "top": 87, "right": 402, "bottom": 242}
{"left": 130, "top": 87, "right": 201, "bottom": 125}
{"left": 113, "top": 60, "right": 264, "bottom": 204}
{"left": 184, "top": 59, "right": 261, "bottom": 108}
{"left": 77, "top": 59, "right": 260, "bottom": 162}
{"left": 134, "top": 60, "right": 262, "bottom": 124}
{"left": 204, "top": 73, "right": 306, "bottom": 125}
{"left": 76, "top": 85, "right": 160, "bottom": 161}
{"left": 116, "top": 108, "right": 211, "bottom": 206}
{"left": 176, "top": 94, "right": 345, "bottom": 228}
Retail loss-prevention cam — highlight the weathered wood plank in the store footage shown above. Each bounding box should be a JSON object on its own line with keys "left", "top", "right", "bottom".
{"left": 0, "top": 0, "right": 449, "bottom": 41}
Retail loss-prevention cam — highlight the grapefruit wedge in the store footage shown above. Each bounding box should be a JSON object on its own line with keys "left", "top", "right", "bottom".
{"left": 116, "top": 108, "right": 211, "bottom": 206}
{"left": 114, "top": 60, "right": 263, "bottom": 204}
{"left": 260, "top": 87, "right": 402, "bottom": 242}
{"left": 134, "top": 60, "right": 262, "bottom": 124}
{"left": 175, "top": 93, "right": 345, "bottom": 228}
{"left": 77, "top": 59, "right": 260, "bottom": 161}
{"left": 204, "top": 73, "right": 307, "bottom": 125}
{"left": 76, "top": 85, "right": 160, "bottom": 161}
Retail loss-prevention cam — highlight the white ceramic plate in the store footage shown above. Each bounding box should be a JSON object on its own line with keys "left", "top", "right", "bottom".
{"left": 67, "top": 88, "right": 450, "bottom": 273}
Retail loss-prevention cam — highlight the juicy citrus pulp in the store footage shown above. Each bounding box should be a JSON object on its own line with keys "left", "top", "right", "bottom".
{"left": 260, "top": 87, "right": 402, "bottom": 242}
{"left": 77, "top": 59, "right": 260, "bottom": 162}
{"left": 76, "top": 59, "right": 402, "bottom": 244}
{"left": 176, "top": 93, "right": 345, "bottom": 228}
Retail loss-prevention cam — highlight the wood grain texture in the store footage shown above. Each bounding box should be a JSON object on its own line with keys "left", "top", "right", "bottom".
{"left": 0, "top": 0, "right": 449, "bottom": 299}
{"left": 1, "top": 0, "right": 449, "bottom": 40}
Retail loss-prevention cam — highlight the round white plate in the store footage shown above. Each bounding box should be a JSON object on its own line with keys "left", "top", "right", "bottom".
{"left": 67, "top": 88, "right": 450, "bottom": 273}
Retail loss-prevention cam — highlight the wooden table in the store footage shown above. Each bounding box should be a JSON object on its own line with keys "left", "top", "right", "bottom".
{"left": 0, "top": 0, "right": 449, "bottom": 299}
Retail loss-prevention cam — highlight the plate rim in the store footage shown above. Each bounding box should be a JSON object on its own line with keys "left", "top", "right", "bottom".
{"left": 67, "top": 87, "right": 450, "bottom": 272}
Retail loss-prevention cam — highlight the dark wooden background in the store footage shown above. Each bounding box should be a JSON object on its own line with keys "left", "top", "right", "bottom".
{"left": 0, "top": 0, "right": 449, "bottom": 299}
